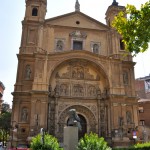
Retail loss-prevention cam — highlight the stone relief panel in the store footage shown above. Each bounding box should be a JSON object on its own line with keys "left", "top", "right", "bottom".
{"left": 72, "top": 66, "right": 84, "bottom": 79}
{"left": 60, "top": 83, "right": 69, "bottom": 96}
{"left": 72, "top": 84, "right": 84, "bottom": 97}
{"left": 87, "top": 85, "right": 97, "bottom": 97}
{"left": 49, "top": 60, "right": 108, "bottom": 98}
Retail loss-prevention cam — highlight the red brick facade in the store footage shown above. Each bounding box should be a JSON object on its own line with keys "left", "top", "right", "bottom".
{"left": 138, "top": 99, "right": 150, "bottom": 127}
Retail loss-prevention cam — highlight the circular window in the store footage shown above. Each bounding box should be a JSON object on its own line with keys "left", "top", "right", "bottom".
{"left": 76, "top": 21, "right": 80, "bottom": 25}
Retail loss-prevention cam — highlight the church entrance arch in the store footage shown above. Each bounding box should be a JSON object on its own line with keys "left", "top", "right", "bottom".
{"left": 57, "top": 105, "right": 97, "bottom": 142}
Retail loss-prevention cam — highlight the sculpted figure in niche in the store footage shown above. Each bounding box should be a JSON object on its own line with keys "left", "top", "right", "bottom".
{"left": 88, "top": 86, "right": 96, "bottom": 96}
{"left": 67, "top": 109, "right": 82, "bottom": 131}
{"left": 126, "top": 111, "right": 132, "bottom": 124}
{"left": 118, "top": 117, "right": 124, "bottom": 127}
{"left": 123, "top": 71, "right": 128, "bottom": 85}
{"left": 93, "top": 44, "right": 99, "bottom": 54}
{"left": 56, "top": 40, "right": 63, "bottom": 50}
{"left": 55, "top": 72, "right": 60, "bottom": 78}
{"left": 100, "top": 108, "right": 105, "bottom": 122}
{"left": 25, "top": 65, "right": 31, "bottom": 79}
{"left": 54, "top": 83, "right": 59, "bottom": 96}
{"left": 21, "top": 108, "right": 28, "bottom": 122}
{"left": 60, "top": 84, "right": 68, "bottom": 96}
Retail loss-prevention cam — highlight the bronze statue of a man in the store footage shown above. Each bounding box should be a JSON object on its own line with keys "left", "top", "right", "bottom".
{"left": 67, "top": 109, "right": 82, "bottom": 131}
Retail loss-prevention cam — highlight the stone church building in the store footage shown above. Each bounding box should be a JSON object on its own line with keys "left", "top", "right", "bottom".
{"left": 11, "top": 0, "right": 138, "bottom": 146}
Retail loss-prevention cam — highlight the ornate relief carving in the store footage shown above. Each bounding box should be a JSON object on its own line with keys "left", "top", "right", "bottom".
{"left": 61, "top": 66, "right": 71, "bottom": 78}
{"left": 84, "top": 68, "right": 94, "bottom": 80}
{"left": 60, "top": 84, "right": 69, "bottom": 96}
{"left": 53, "top": 61, "right": 103, "bottom": 98}
{"left": 87, "top": 85, "right": 97, "bottom": 97}
{"left": 70, "top": 30, "right": 87, "bottom": 39}
{"left": 48, "top": 98, "right": 56, "bottom": 135}
{"left": 73, "top": 84, "right": 84, "bottom": 97}
{"left": 72, "top": 66, "right": 84, "bottom": 79}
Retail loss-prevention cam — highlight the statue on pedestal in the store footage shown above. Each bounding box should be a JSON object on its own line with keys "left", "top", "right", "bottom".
{"left": 67, "top": 109, "right": 82, "bottom": 131}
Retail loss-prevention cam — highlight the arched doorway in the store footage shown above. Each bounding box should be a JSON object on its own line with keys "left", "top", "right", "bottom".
{"left": 78, "top": 114, "right": 87, "bottom": 139}
{"left": 56, "top": 105, "right": 97, "bottom": 142}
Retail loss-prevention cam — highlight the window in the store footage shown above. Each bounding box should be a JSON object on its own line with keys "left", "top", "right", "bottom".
{"left": 120, "top": 39, "right": 125, "bottom": 50}
{"left": 139, "top": 107, "right": 144, "bottom": 113}
{"left": 70, "top": 30, "right": 87, "bottom": 50}
{"left": 32, "top": 7, "right": 38, "bottom": 16}
{"left": 73, "top": 41, "right": 83, "bottom": 50}
{"left": 139, "top": 120, "right": 145, "bottom": 126}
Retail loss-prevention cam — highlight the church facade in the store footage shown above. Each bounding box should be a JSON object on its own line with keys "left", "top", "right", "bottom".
{"left": 11, "top": 0, "right": 138, "bottom": 146}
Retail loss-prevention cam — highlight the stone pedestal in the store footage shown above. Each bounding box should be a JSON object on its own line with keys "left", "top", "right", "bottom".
{"left": 112, "top": 137, "right": 130, "bottom": 148}
{"left": 64, "top": 126, "right": 78, "bottom": 150}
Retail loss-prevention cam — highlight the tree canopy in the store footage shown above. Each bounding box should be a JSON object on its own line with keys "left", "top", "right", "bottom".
{"left": 0, "top": 103, "right": 11, "bottom": 143}
{"left": 112, "top": 0, "right": 150, "bottom": 55}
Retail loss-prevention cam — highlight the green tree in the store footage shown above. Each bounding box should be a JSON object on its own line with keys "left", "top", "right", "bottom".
{"left": 0, "top": 111, "right": 11, "bottom": 144}
{"left": 1, "top": 103, "right": 10, "bottom": 113}
{"left": 112, "top": 0, "right": 150, "bottom": 55}
{"left": 77, "top": 132, "right": 111, "bottom": 150}
{"left": 0, "top": 103, "right": 11, "bottom": 145}
{"left": 30, "top": 134, "right": 63, "bottom": 150}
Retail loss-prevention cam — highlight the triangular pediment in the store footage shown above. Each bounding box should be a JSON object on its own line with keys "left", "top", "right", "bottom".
{"left": 45, "top": 11, "right": 109, "bottom": 30}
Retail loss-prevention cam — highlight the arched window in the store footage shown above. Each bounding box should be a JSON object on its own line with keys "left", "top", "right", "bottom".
{"left": 120, "top": 39, "right": 125, "bottom": 50}
{"left": 32, "top": 7, "right": 38, "bottom": 16}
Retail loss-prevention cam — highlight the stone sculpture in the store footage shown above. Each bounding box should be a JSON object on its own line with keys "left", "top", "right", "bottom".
{"left": 67, "top": 109, "right": 82, "bottom": 131}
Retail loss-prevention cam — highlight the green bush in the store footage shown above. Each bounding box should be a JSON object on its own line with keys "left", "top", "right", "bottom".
{"left": 134, "top": 142, "right": 150, "bottom": 150}
{"left": 112, "top": 142, "right": 150, "bottom": 150}
{"left": 77, "top": 132, "right": 112, "bottom": 150}
{"left": 30, "top": 134, "right": 63, "bottom": 150}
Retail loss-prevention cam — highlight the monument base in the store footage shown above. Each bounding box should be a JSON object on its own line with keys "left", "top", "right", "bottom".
{"left": 112, "top": 137, "right": 131, "bottom": 148}
{"left": 64, "top": 126, "right": 78, "bottom": 150}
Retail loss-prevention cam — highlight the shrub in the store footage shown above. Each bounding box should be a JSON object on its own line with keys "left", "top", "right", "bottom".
{"left": 112, "top": 142, "right": 150, "bottom": 150}
{"left": 30, "top": 134, "right": 63, "bottom": 150}
{"left": 77, "top": 132, "right": 112, "bottom": 150}
{"left": 134, "top": 142, "right": 150, "bottom": 149}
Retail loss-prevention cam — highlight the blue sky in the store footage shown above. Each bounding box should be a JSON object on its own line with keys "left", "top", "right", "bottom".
{"left": 0, "top": 0, "right": 149, "bottom": 105}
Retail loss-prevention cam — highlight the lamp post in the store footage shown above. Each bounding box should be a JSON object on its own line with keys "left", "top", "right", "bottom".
{"left": 40, "top": 128, "right": 45, "bottom": 145}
